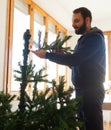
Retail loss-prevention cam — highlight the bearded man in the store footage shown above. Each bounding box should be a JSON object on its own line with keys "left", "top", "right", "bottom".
{"left": 32, "top": 7, "right": 106, "bottom": 130}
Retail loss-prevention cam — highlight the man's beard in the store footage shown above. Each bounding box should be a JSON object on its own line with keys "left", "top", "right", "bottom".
{"left": 75, "top": 22, "right": 86, "bottom": 35}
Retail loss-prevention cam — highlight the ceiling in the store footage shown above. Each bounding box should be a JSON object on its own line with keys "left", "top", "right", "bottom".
{"left": 33, "top": 0, "right": 111, "bottom": 31}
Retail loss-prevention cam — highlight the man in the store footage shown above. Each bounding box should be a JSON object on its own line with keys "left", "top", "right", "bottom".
{"left": 31, "top": 7, "right": 106, "bottom": 130}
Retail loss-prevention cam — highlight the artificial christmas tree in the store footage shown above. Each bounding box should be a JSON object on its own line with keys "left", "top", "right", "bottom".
{"left": 0, "top": 30, "right": 84, "bottom": 130}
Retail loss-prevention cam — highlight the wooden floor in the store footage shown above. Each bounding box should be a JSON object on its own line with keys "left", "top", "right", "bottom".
{"left": 76, "top": 122, "right": 111, "bottom": 130}
{"left": 103, "top": 122, "right": 111, "bottom": 130}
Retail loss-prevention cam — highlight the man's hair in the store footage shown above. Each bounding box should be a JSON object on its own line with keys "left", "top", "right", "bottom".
{"left": 73, "top": 7, "right": 92, "bottom": 22}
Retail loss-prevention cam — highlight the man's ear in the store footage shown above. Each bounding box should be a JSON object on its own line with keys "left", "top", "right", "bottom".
{"left": 86, "top": 17, "right": 91, "bottom": 24}
{"left": 85, "top": 17, "right": 91, "bottom": 28}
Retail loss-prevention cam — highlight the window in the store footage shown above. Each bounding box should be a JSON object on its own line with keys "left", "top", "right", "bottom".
{"left": 103, "top": 32, "right": 111, "bottom": 130}
{"left": 5, "top": 0, "right": 68, "bottom": 93}
{"left": 104, "top": 32, "right": 111, "bottom": 103}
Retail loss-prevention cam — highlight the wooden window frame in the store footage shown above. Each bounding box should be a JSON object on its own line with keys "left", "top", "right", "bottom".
{"left": 4, "top": 0, "right": 14, "bottom": 93}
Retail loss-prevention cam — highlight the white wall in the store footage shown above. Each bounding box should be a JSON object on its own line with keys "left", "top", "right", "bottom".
{"left": 0, "top": 0, "right": 7, "bottom": 91}
{"left": 92, "top": 20, "right": 111, "bottom": 32}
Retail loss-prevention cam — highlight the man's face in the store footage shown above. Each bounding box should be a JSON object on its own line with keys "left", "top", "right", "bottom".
{"left": 72, "top": 12, "right": 87, "bottom": 35}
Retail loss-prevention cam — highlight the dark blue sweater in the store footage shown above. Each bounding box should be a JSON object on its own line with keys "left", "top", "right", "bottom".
{"left": 46, "top": 27, "right": 106, "bottom": 88}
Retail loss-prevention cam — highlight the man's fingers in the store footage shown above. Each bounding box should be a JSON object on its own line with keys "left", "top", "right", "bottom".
{"left": 30, "top": 49, "right": 46, "bottom": 59}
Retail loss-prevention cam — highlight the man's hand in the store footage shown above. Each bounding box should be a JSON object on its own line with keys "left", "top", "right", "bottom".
{"left": 31, "top": 49, "right": 46, "bottom": 59}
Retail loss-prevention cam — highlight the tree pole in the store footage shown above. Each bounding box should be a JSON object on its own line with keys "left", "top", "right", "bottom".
{"left": 18, "top": 29, "right": 31, "bottom": 112}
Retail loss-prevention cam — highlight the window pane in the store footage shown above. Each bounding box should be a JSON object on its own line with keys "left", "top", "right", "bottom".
{"left": 58, "top": 31, "right": 66, "bottom": 76}
{"left": 11, "top": 7, "right": 30, "bottom": 91}
{"left": 47, "top": 31, "right": 57, "bottom": 87}
{"left": 34, "top": 10, "right": 44, "bottom": 25}
{"left": 32, "top": 21, "right": 46, "bottom": 90}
